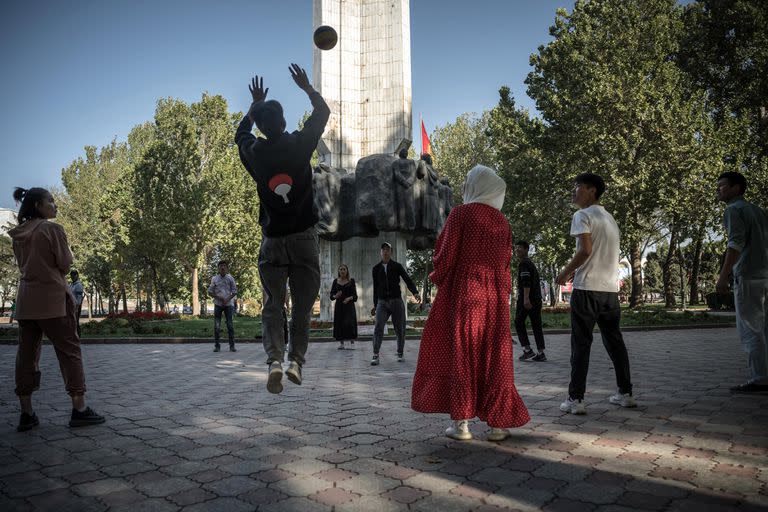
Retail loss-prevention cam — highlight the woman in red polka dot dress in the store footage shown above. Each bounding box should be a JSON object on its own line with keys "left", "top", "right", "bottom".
{"left": 411, "top": 165, "right": 530, "bottom": 441}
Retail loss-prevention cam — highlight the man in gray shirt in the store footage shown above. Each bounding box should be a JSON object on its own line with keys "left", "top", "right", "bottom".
{"left": 69, "top": 271, "right": 84, "bottom": 337}
{"left": 716, "top": 171, "right": 768, "bottom": 393}
{"left": 208, "top": 261, "right": 238, "bottom": 353}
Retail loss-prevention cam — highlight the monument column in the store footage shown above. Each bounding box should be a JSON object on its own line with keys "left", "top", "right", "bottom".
{"left": 313, "top": 0, "right": 413, "bottom": 322}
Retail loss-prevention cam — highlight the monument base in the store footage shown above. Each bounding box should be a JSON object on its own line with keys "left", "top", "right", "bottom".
{"left": 318, "top": 233, "right": 410, "bottom": 322}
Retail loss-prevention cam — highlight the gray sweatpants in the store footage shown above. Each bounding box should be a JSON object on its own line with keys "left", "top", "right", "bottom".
{"left": 372, "top": 298, "right": 406, "bottom": 355}
{"left": 259, "top": 227, "right": 320, "bottom": 366}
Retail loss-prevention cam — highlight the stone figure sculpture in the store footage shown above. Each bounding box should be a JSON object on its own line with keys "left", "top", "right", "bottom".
{"left": 312, "top": 151, "right": 451, "bottom": 250}
{"left": 417, "top": 154, "right": 440, "bottom": 233}
{"left": 392, "top": 148, "right": 418, "bottom": 231}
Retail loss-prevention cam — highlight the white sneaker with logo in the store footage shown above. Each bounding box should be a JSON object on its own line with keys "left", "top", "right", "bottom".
{"left": 487, "top": 427, "right": 510, "bottom": 442}
{"left": 559, "top": 396, "right": 586, "bottom": 415}
{"left": 445, "top": 420, "right": 472, "bottom": 440}
{"left": 609, "top": 391, "right": 637, "bottom": 408}
{"left": 266, "top": 361, "right": 283, "bottom": 394}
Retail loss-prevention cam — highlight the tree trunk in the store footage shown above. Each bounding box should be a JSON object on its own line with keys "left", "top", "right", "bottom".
{"left": 678, "top": 244, "right": 687, "bottom": 311}
{"left": 550, "top": 264, "right": 559, "bottom": 307}
{"left": 629, "top": 243, "right": 643, "bottom": 308}
{"left": 192, "top": 267, "right": 200, "bottom": 316}
{"left": 662, "top": 225, "right": 678, "bottom": 308}
{"left": 689, "top": 226, "right": 704, "bottom": 305}
{"left": 108, "top": 288, "right": 115, "bottom": 315}
{"left": 87, "top": 290, "right": 93, "bottom": 318}
{"left": 422, "top": 257, "right": 432, "bottom": 304}
{"left": 146, "top": 277, "right": 153, "bottom": 312}
{"left": 121, "top": 283, "right": 128, "bottom": 313}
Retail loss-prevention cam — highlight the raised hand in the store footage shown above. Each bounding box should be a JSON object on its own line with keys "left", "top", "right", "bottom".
{"left": 249, "top": 76, "right": 268, "bottom": 103}
{"left": 289, "top": 63, "right": 312, "bottom": 92}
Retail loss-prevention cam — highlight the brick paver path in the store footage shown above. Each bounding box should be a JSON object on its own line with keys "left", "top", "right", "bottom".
{"left": 1, "top": 328, "right": 766, "bottom": 511}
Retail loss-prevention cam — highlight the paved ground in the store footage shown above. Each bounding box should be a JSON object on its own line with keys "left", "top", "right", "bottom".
{"left": 0, "top": 328, "right": 766, "bottom": 512}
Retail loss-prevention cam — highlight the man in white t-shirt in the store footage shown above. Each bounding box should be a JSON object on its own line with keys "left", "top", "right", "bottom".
{"left": 555, "top": 173, "right": 636, "bottom": 414}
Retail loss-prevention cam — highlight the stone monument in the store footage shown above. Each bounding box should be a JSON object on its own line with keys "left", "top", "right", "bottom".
{"left": 312, "top": 0, "right": 451, "bottom": 321}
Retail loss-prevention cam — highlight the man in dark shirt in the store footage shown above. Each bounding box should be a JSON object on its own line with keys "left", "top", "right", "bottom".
{"left": 370, "top": 242, "right": 420, "bottom": 365}
{"left": 514, "top": 241, "right": 547, "bottom": 361}
{"left": 235, "top": 63, "right": 330, "bottom": 395}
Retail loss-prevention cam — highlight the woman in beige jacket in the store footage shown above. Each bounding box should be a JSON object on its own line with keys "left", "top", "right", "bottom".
{"left": 9, "top": 187, "right": 105, "bottom": 431}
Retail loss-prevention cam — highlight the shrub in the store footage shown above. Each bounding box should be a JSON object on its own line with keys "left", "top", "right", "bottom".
{"left": 706, "top": 292, "right": 734, "bottom": 311}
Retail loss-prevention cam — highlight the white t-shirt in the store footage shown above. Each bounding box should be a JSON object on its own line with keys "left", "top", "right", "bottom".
{"left": 569, "top": 205, "right": 620, "bottom": 293}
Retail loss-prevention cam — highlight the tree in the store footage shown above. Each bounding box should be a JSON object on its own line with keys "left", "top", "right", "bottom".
{"left": 488, "top": 87, "right": 573, "bottom": 304}
{"left": 430, "top": 112, "right": 496, "bottom": 206}
{"left": 525, "top": 0, "right": 713, "bottom": 307}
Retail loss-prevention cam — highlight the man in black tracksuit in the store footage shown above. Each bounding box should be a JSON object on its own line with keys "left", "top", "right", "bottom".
{"left": 235, "top": 64, "right": 330, "bottom": 394}
{"left": 514, "top": 240, "right": 547, "bottom": 361}
{"left": 370, "top": 242, "right": 420, "bottom": 366}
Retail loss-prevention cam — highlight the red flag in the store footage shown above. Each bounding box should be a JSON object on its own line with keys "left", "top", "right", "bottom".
{"left": 420, "top": 119, "right": 432, "bottom": 157}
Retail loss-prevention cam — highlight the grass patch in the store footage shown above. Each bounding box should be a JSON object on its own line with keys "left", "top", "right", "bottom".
{"left": 0, "top": 305, "right": 733, "bottom": 340}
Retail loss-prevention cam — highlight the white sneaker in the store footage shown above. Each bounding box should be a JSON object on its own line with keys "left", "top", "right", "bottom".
{"left": 609, "top": 391, "right": 637, "bottom": 408}
{"left": 487, "top": 427, "right": 510, "bottom": 442}
{"left": 267, "top": 361, "right": 283, "bottom": 394}
{"left": 285, "top": 361, "right": 302, "bottom": 386}
{"left": 445, "top": 420, "right": 472, "bottom": 440}
{"left": 560, "top": 396, "right": 586, "bottom": 415}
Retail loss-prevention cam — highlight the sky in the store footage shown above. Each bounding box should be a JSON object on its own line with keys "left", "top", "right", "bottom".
{"left": 0, "top": 0, "right": 569, "bottom": 209}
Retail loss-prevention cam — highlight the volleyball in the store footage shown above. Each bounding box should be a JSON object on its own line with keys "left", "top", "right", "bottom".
{"left": 314, "top": 25, "right": 338, "bottom": 51}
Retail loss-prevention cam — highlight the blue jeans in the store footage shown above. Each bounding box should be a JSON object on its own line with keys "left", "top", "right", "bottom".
{"left": 214, "top": 305, "right": 235, "bottom": 345}
{"left": 734, "top": 276, "right": 768, "bottom": 384}
{"left": 373, "top": 298, "right": 406, "bottom": 355}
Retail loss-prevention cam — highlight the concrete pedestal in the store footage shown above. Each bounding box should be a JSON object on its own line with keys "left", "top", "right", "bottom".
{"left": 318, "top": 233, "right": 409, "bottom": 322}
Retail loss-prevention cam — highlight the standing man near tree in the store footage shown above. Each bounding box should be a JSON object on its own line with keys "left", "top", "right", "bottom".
{"left": 208, "top": 260, "right": 237, "bottom": 353}
{"left": 514, "top": 241, "right": 546, "bottom": 362}
{"left": 370, "top": 242, "right": 420, "bottom": 366}
{"left": 716, "top": 171, "right": 768, "bottom": 393}
{"left": 69, "top": 271, "right": 84, "bottom": 337}
{"left": 556, "top": 173, "right": 636, "bottom": 414}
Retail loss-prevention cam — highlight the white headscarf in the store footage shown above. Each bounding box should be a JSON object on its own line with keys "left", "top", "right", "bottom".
{"left": 462, "top": 165, "right": 506, "bottom": 211}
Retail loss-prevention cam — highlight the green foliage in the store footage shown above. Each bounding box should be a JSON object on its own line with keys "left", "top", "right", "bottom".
{"left": 57, "top": 94, "right": 263, "bottom": 314}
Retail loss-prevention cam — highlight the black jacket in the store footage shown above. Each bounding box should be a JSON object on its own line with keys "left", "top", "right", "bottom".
{"left": 372, "top": 260, "right": 418, "bottom": 306}
{"left": 517, "top": 258, "right": 542, "bottom": 301}
{"left": 235, "top": 91, "right": 330, "bottom": 237}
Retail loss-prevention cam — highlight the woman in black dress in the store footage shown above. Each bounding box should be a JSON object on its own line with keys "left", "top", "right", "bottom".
{"left": 330, "top": 264, "right": 358, "bottom": 349}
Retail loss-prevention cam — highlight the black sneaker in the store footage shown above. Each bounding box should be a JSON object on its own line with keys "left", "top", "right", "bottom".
{"left": 17, "top": 412, "right": 39, "bottom": 432}
{"left": 229, "top": 344, "right": 236, "bottom": 352}
{"left": 730, "top": 382, "right": 768, "bottom": 393}
{"left": 213, "top": 344, "right": 221, "bottom": 352}
{"left": 397, "top": 353, "right": 405, "bottom": 362}
{"left": 370, "top": 354, "right": 380, "bottom": 366}
{"left": 69, "top": 407, "right": 106, "bottom": 427}
{"left": 519, "top": 349, "right": 536, "bottom": 361}
{"left": 532, "top": 352, "right": 547, "bottom": 362}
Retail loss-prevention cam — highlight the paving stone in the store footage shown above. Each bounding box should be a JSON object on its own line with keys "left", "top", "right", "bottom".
{"left": 109, "top": 498, "right": 181, "bottom": 512}
{"left": 381, "top": 485, "right": 430, "bottom": 504}
{"left": 0, "top": 330, "right": 762, "bottom": 512}
{"left": 258, "top": 496, "right": 332, "bottom": 512}
{"left": 337, "top": 473, "right": 402, "bottom": 495}
{"left": 27, "top": 489, "right": 107, "bottom": 512}
{"left": 71, "top": 477, "right": 132, "bottom": 497}
{"left": 98, "top": 489, "right": 148, "bottom": 507}
{"left": 335, "top": 495, "right": 408, "bottom": 512}
{"left": 238, "top": 486, "right": 289, "bottom": 505}
{"left": 269, "top": 475, "right": 331, "bottom": 497}
{"left": 202, "top": 475, "right": 264, "bottom": 496}
{"left": 310, "top": 487, "right": 359, "bottom": 506}
{"left": 177, "top": 497, "right": 253, "bottom": 512}
{"left": 135, "top": 476, "right": 198, "bottom": 497}
{"left": 557, "top": 482, "right": 625, "bottom": 504}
